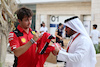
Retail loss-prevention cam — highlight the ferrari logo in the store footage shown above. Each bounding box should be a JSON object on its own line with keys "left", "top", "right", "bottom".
{"left": 21, "top": 38, "right": 26, "bottom": 43}
{"left": 31, "top": 31, "right": 36, "bottom": 35}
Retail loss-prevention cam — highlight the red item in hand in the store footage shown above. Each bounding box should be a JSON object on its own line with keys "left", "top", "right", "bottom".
{"left": 34, "top": 32, "right": 55, "bottom": 67}
{"left": 37, "top": 32, "right": 55, "bottom": 54}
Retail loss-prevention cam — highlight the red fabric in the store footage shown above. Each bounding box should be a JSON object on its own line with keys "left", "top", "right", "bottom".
{"left": 35, "top": 32, "right": 55, "bottom": 67}
{"left": 37, "top": 32, "right": 55, "bottom": 54}
{"left": 9, "top": 32, "right": 20, "bottom": 51}
{"left": 9, "top": 25, "right": 36, "bottom": 67}
{"left": 35, "top": 46, "right": 55, "bottom": 67}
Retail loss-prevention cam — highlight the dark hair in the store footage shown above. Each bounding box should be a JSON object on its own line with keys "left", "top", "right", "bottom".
{"left": 42, "top": 21, "right": 45, "bottom": 24}
{"left": 58, "top": 23, "right": 62, "bottom": 26}
{"left": 16, "top": 7, "right": 33, "bottom": 21}
{"left": 40, "top": 24, "right": 43, "bottom": 27}
{"left": 93, "top": 24, "right": 97, "bottom": 29}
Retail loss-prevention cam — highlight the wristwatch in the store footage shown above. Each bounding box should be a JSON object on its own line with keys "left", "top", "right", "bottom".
{"left": 30, "top": 38, "right": 35, "bottom": 44}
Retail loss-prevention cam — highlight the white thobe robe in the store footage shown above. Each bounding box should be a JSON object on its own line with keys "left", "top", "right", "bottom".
{"left": 57, "top": 34, "right": 96, "bottom": 67}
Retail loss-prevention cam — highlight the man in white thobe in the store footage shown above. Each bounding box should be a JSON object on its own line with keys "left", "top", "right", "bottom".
{"left": 52, "top": 16, "right": 96, "bottom": 67}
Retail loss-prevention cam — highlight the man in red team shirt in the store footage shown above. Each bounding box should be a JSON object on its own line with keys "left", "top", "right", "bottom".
{"left": 9, "top": 7, "right": 39, "bottom": 67}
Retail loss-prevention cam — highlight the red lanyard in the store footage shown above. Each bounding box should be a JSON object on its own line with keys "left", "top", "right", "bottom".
{"left": 66, "top": 33, "right": 80, "bottom": 52}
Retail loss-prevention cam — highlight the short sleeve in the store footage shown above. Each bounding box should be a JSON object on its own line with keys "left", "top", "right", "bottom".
{"left": 9, "top": 32, "right": 20, "bottom": 51}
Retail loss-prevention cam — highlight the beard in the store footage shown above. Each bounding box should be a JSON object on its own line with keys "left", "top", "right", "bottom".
{"left": 24, "top": 26, "right": 30, "bottom": 29}
{"left": 25, "top": 24, "right": 31, "bottom": 29}
{"left": 66, "top": 30, "right": 74, "bottom": 37}
{"left": 66, "top": 34, "right": 71, "bottom": 37}
{"left": 66, "top": 31, "right": 71, "bottom": 37}
{"left": 66, "top": 33, "right": 71, "bottom": 37}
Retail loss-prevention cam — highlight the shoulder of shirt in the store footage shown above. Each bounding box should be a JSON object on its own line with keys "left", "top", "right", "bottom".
{"left": 12, "top": 28, "right": 23, "bottom": 37}
{"left": 91, "top": 30, "right": 96, "bottom": 33}
{"left": 41, "top": 26, "right": 44, "bottom": 27}
{"left": 92, "top": 29, "right": 98, "bottom": 31}
{"left": 92, "top": 30, "right": 100, "bottom": 33}
{"left": 96, "top": 30, "right": 99, "bottom": 32}
{"left": 75, "top": 36, "right": 89, "bottom": 45}
{"left": 9, "top": 32, "right": 17, "bottom": 39}
{"left": 78, "top": 35, "right": 88, "bottom": 41}
{"left": 40, "top": 27, "right": 43, "bottom": 29}
{"left": 13, "top": 28, "right": 18, "bottom": 33}
{"left": 31, "top": 30, "right": 37, "bottom": 35}
{"left": 9, "top": 29, "right": 17, "bottom": 35}
{"left": 32, "top": 30, "right": 37, "bottom": 32}
{"left": 9, "top": 32, "right": 15, "bottom": 35}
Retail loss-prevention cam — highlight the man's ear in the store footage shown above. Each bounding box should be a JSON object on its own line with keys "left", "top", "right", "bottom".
{"left": 18, "top": 19, "right": 21, "bottom": 23}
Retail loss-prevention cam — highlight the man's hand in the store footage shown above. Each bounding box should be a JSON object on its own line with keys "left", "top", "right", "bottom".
{"left": 52, "top": 46, "right": 60, "bottom": 56}
{"left": 52, "top": 43, "right": 61, "bottom": 56}
{"left": 33, "top": 33, "right": 40, "bottom": 41}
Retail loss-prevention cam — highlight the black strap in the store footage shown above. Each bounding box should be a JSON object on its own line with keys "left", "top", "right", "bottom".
{"left": 13, "top": 56, "right": 18, "bottom": 67}
{"left": 13, "top": 28, "right": 23, "bottom": 37}
{"left": 13, "top": 28, "right": 23, "bottom": 67}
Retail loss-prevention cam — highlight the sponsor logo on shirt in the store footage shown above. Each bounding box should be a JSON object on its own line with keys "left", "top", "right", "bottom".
{"left": 21, "top": 38, "right": 26, "bottom": 43}
{"left": 31, "top": 31, "right": 36, "bottom": 35}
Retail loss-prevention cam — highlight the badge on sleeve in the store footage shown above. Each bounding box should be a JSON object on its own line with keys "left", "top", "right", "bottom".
{"left": 31, "top": 30, "right": 37, "bottom": 35}
{"left": 32, "top": 31, "right": 35, "bottom": 35}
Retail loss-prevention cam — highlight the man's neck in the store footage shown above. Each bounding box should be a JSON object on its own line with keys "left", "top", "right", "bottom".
{"left": 19, "top": 25, "right": 29, "bottom": 34}
{"left": 93, "top": 29, "right": 96, "bottom": 30}
{"left": 43, "top": 26, "right": 45, "bottom": 27}
{"left": 23, "top": 28, "right": 29, "bottom": 34}
{"left": 71, "top": 31, "right": 77, "bottom": 36}
{"left": 71, "top": 32, "right": 78, "bottom": 39}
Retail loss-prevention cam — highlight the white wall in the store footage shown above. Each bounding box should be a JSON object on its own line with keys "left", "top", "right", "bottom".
{"left": 16, "top": 0, "right": 91, "bottom": 4}
{"left": 83, "top": 15, "right": 91, "bottom": 35}
{"left": 36, "top": 2, "right": 91, "bottom": 32}
{"left": 50, "top": 15, "right": 72, "bottom": 36}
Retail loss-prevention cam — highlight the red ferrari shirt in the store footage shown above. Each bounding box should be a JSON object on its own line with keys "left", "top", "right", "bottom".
{"left": 9, "top": 25, "right": 37, "bottom": 67}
